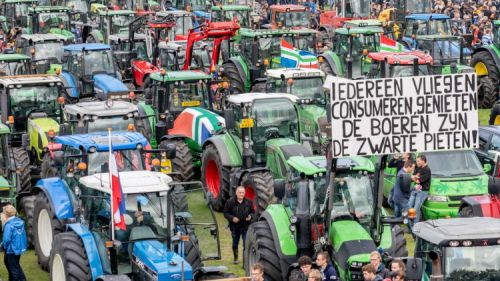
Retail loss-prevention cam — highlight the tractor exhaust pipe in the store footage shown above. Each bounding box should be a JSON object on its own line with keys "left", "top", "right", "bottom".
{"left": 241, "top": 107, "right": 254, "bottom": 169}
{"left": 413, "top": 57, "right": 419, "bottom": 76}
{"left": 380, "top": 60, "right": 386, "bottom": 78}
{"left": 295, "top": 180, "right": 312, "bottom": 257}
{"left": 429, "top": 251, "right": 444, "bottom": 281}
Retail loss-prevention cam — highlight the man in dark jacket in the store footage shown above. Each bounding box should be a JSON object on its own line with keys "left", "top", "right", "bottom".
{"left": 393, "top": 160, "right": 416, "bottom": 217}
{"left": 387, "top": 153, "right": 412, "bottom": 207}
{"left": 1, "top": 205, "right": 27, "bottom": 281}
{"left": 316, "top": 251, "right": 337, "bottom": 281}
{"left": 223, "top": 186, "right": 254, "bottom": 264}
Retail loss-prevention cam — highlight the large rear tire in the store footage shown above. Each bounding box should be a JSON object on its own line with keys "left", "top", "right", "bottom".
{"left": 387, "top": 225, "right": 408, "bottom": 258}
{"left": 11, "top": 147, "right": 31, "bottom": 192}
{"left": 185, "top": 235, "right": 203, "bottom": 277}
{"left": 471, "top": 50, "right": 499, "bottom": 108}
{"left": 19, "top": 195, "right": 35, "bottom": 248}
{"left": 50, "top": 232, "right": 91, "bottom": 281}
{"left": 242, "top": 172, "right": 275, "bottom": 217}
{"left": 459, "top": 205, "right": 475, "bottom": 217}
{"left": 221, "top": 62, "right": 245, "bottom": 94}
{"left": 244, "top": 221, "right": 282, "bottom": 281}
{"left": 40, "top": 153, "right": 57, "bottom": 178}
{"left": 172, "top": 184, "right": 188, "bottom": 212}
{"left": 33, "top": 192, "right": 64, "bottom": 270}
{"left": 159, "top": 139, "right": 194, "bottom": 182}
{"left": 478, "top": 76, "right": 497, "bottom": 108}
{"left": 201, "top": 144, "right": 230, "bottom": 211}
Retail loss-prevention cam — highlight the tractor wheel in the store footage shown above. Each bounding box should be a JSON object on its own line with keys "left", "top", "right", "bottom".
{"left": 201, "top": 145, "right": 230, "bottom": 211}
{"left": 11, "top": 147, "right": 31, "bottom": 192}
{"left": 33, "top": 191, "right": 65, "bottom": 270}
{"left": 40, "top": 153, "right": 57, "bottom": 178}
{"left": 459, "top": 206, "right": 475, "bottom": 217}
{"left": 244, "top": 220, "right": 282, "bottom": 281}
{"left": 471, "top": 50, "right": 499, "bottom": 108}
{"left": 221, "top": 62, "right": 245, "bottom": 94}
{"left": 387, "top": 225, "right": 408, "bottom": 258}
{"left": 50, "top": 232, "right": 91, "bottom": 281}
{"left": 172, "top": 184, "right": 188, "bottom": 212}
{"left": 159, "top": 139, "right": 194, "bottom": 182}
{"left": 320, "top": 59, "right": 335, "bottom": 76}
{"left": 19, "top": 195, "right": 35, "bottom": 248}
{"left": 251, "top": 82, "right": 267, "bottom": 92}
{"left": 478, "top": 76, "right": 497, "bottom": 108}
{"left": 242, "top": 171, "right": 275, "bottom": 217}
{"left": 185, "top": 234, "right": 203, "bottom": 277}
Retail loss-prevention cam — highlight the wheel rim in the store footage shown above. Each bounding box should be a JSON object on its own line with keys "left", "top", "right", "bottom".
{"left": 244, "top": 185, "right": 256, "bottom": 210}
{"left": 38, "top": 209, "right": 53, "bottom": 258}
{"left": 206, "top": 159, "right": 220, "bottom": 198}
{"left": 52, "top": 254, "right": 66, "bottom": 281}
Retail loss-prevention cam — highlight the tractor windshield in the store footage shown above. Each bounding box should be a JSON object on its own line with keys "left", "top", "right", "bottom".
{"left": 340, "top": 0, "right": 370, "bottom": 18}
{"left": 425, "top": 150, "right": 483, "bottom": 178}
{"left": 171, "top": 15, "right": 193, "bottom": 40}
{"left": 407, "top": 19, "right": 451, "bottom": 36}
{"left": 390, "top": 65, "right": 429, "bottom": 77}
{"left": 417, "top": 39, "right": 458, "bottom": 63}
{"left": 222, "top": 10, "right": 250, "bottom": 28}
{"left": 191, "top": 0, "right": 207, "bottom": 11}
{"left": 0, "top": 61, "right": 30, "bottom": 76}
{"left": 165, "top": 81, "right": 208, "bottom": 112}
{"left": 256, "top": 35, "right": 316, "bottom": 66}
{"left": 494, "top": 25, "right": 500, "bottom": 45}
{"left": 9, "top": 86, "right": 60, "bottom": 123}
{"left": 84, "top": 50, "right": 116, "bottom": 76}
{"left": 276, "top": 11, "right": 309, "bottom": 29}
{"left": 269, "top": 77, "right": 325, "bottom": 103}
{"left": 38, "top": 12, "right": 70, "bottom": 33}
{"left": 87, "top": 150, "right": 144, "bottom": 174}
{"left": 331, "top": 176, "right": 374, "bottom": 226}
{"left": 34, "top": 41, "right": 65, "bottom": 62}
{"left": 87, "top": 116, "right": 136, "bottom": 133}
{"left": 66, "top": 0, "right": 89, "bottom": 13}
{"left": 109, "top": 14, "right": 134, "bottom": 34}
{"left": 4, "top": 3, "right": 31, "bottom": 25}
{"left": 444, "top": 245, "right": 500, "bottom": 280}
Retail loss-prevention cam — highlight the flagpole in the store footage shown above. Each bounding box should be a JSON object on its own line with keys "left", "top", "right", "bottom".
{"left": 108, "top": 127, "right": 115, "bottom": 241}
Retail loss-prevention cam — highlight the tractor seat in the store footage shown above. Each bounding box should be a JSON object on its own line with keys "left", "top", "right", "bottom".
{"left": 127, "top": 226, "right": 157, "bottom": 256}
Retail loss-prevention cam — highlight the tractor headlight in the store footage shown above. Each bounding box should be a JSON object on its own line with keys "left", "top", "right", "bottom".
{"left": 290, "top": 216, "right": 298, "bottom": 224}
{"left": 427, "top": 195, "right": 447, "bottom": 202}
{"left": 88, "top": 146, "right": 96, "bottom": 153}
{"left": 289, "top": 224, "right": 296, "bottom": 233}
{"left": 137, "top": 144, "right": 143, "bottom": 150}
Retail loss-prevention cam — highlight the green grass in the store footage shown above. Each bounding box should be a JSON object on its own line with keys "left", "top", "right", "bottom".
{"left": 0, "top": 250, "right": 50, "bottom": 281}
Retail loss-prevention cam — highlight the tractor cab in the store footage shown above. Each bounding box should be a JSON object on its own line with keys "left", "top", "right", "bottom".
{"left": 0, "top": 54, "right": 32, "bottom": 76}
{"left": 60, "top": 43, "right": 129, "bottom": 101}
{"left": 62, "top": 101, "right": 152, "bottom": 138}
{"left": 413, "top": 218, "right": 500, "bottom": 281}
{"left": 269, "top": 5, "right": 311, "bottom": 30}
{"left": 0, "top": 75, "right": 64, "bottom": 163}
{"left": 404, "top": 14, "right": 451, "bottom": 39}
{"left": 116, "top": 0, "right": 161, "bottom": 14}
{"left": 414, "top": 35, "right": 473, "bottom": 74}
{"left": 86, "top": 9, "right": 137, "bottom": 44}
{"left": 157, "top": 10, "right": 195, "bottom": 41}
{"left": 162, "top": 0, "right": 210, "bottom": 24}
{"left": 367, "top": 51, "right": 432, "bottom": 78}
{"left": 211, "top": 5, "right": 252, "bottom": 28}
{"left": 110, "top": 32, "right": 151, "bottom": 78}
{"left": 28, "top": 5, "right": 76, "bottom": 43}
{"left": 319, "top": 0, "right": 371, "bottom": 31}
{"left": 0, "top": 0, "right": 38, "bottom": 32}
{"left": 158, "top": 40, "right": 212, "bottom": 72}
{"left": 15, "top": 34, "right": 67, "bottom": 74}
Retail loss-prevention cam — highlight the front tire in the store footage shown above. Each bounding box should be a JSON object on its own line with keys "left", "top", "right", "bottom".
{"left": 40, "top": 153, "right": 57, "bottom": 178}
{"left": 471, "top": 50, "right": 499, "bottom": 108}
{"left": 171, "top": 184, "right": 188, "bottom": 212}
{"left": 221, "top": 62, "right": 245, "bottom": 94}
{"left": 459, "top": 206, "right": 475, "bottom": 217}
{"left": 387, "top": 225, "right": 408, "bottom": 258}
{"left": 242, "top": 172, "right": 275, "bottom": 217}
{"left": 201, "top": 144, "right": 230, "bottom": 211}
{"left": 244, "top": 220, "right": 282, "bottom": 281}
{"left": 11, "top": 147, "right": 31, "bottom": 192}
{"left": 50, "top": 232, "right": 91, "bottom": 281}
{"left": 33, "top": 192, "right": 64, "bottom": 270}
{"left": 19, "top": 195, "right": 35, "bottom": 248}
{"left": 159, "top": 139, "right": 194, "bottom": 182}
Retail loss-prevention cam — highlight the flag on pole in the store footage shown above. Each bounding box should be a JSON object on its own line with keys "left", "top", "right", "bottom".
{"left": 109, "top": 130, "right": 126, "bottom": 231}
{"left": 280, "top": 39, "right": 319, "bottom": 69}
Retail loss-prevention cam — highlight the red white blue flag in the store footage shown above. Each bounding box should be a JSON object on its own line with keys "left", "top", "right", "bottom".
{"left": 109, "top": 131, "right": 126, "bottom": 231}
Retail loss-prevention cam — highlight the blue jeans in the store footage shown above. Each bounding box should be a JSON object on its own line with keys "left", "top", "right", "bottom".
{"left": 4, "top": 253, "right": 26, "bottom": 281}
{"left": 231, "top": 227, "right": 247, "bottom": 250}
{"left": 394, "top": 200, "right": 408, "bottom": 218}
{"left": 408, "top": 190, "right": 428, "bottom": 231}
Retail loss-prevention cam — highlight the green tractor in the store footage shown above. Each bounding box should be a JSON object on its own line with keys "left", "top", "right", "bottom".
{"left": 0, "top": 53, "right": 33, "bottom": 76}
{"left": 221, "top": 27, "right": 319, "bottom": 94}
{"left": 318, "top": 22, "right": 384, "bottom": 79}
{"left": 26, "top": 5, "right": 76, "bottom": 43}
{"left": 85, "top": 9, "right": 136, "bottom": 44}
{"left": 244, "top": 155, "right": 407, "bottom": 281}
{"left": 211, "top": 4, "right": 256, "bottom": 28}
{"left": 0, "top": 0, "right": 37, "bottom": 33}
{"left": 470, "top": 20, "right": 500, "bottom": 108}
{"left": 15, "top": 34, "right": 67, "bottom": 74}
{"left": 0, "top": 75, "right": 66, "bottom": 180}
{"left": 201, "top": 93, "right": 316, "bottom": 215}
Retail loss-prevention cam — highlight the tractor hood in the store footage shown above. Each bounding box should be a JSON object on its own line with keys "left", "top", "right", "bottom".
{"left": 168, "top": 107, "right": 225, "bottom": 147}
{"left": 93, "top": 74, "right": 128, "bottom": 100}
{"left": 132, "top": 240, "right": 193, "bottom": 281}
{"left": 29, "top": 117, "right": 60, "bottom": 134}
{"left": 49, "top": 28, "right": 75, "bottom": 42}
{"left": 429, "top": 175, "right": 488, "bottom": 197}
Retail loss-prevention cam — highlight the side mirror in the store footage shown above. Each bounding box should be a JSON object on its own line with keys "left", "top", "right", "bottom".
{"left": 61, "top": 54, "right": 69, "bottom": 63}
{"left": 380, "top": 216, "right": 404, "bottom": 224}
{"left": 53, "top": 151, "right": 65, "bottom": 168}
{"left": 223, "top": 109, "right": 235, "bottom": 130}
{"left": 400, "top": 257, "right": 424, "bottom": 281}
{"left": 59, "top": 123, "right": 70, "bottom": 135}
{"left": 488, "top": 176, "right": 500, "bottom": 195}
{"left": 483, "top": 163, "right": 492, "bottom": 173}
{"left": 163, "top": 142, "right": 177, "bottom": 159}
{"left": 273, "top": 179, "right": 285, "bottom": 200}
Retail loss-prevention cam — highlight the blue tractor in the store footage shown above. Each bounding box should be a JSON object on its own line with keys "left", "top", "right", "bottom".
{"left": 59, "top": 43, "right": 131, "bottom": 102}
{"left": 32, "top": 132, "right": 228, "bottom": 280}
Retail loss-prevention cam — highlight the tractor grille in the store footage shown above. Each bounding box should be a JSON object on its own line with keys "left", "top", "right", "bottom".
{"left": 448, "top": 194, "right": 482, "bottom": 201}
{"left": 349, "top": 262, "right": 367, "bottom": 281}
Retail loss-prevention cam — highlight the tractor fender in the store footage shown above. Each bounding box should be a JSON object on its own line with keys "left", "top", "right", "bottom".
{"left": 319, "top": 52, "right": 341, "bottom": 76}
{"left": 33, "top": 178, "right": 74, "bottom": 220}
{"left": 472, "top": 46, "right": 500, "bottom": 74}
{"left": 203, "top": 134, "right": 242, "bottom": 167}
{"left": 93, "top": 74, "right": 128, "bottom": 99}
{"left": 60, "top": 71, "right": 79, "bottom": 99}
{"left": 227, "top": 57, "right": 248, "bottom": 86}
{"left": 260, "top": 207, "right": 298, "bottom": 281}
{"left": 67, "top": 223, "right": 108, "bottom": 280}
{"left": 459, "top": 196, "right": 487, "bottom": 217}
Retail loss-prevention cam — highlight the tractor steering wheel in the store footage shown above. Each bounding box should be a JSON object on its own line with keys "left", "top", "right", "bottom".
{"left": 263, "top": 127, "right": 281, "bottom": 140}
{"left": 16, "top": 100, "right": 37, "bottom": 109}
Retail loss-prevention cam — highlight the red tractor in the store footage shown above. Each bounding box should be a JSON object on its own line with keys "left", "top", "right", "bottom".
{"left": 459, "top": 176, "right": 500, "bottom": 218}
{"left": 367, "top": 51, "right": 433, "bottom": 78}
{"left": 318, "top": 0, "right": 371, "bottom": 43}
{"left": 267, "top": 4, "right": 312, "bottom": 30}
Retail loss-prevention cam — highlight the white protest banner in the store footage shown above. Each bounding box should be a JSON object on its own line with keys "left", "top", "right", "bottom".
{"left": 324, "top": 73, "right": 478, "bottom": 157}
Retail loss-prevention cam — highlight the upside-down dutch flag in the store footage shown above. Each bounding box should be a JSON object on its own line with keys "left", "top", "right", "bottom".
{"left": 109, "top": 131, "right": 126, "bottom": 231}
{"left": 280, "top": 39, "right": 319, "bottom": 69}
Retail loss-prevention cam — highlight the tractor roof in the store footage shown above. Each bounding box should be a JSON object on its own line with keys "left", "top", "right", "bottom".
{"left": 149, "top": 70, "right": 211, "bottom": 82}
{"left": 413, "top": 217, "right": 500, "bottom": 246}
{"left": 240, "top": 27, "right": 317, "bottom": 37}
{"left": 30, "top": 5, "right": 71, "bottom": 12}
{"left": 158, "top": 40, "right": 209, "bottom": 51}
{"left": 405, "top": 13, "right": 450, "bottom": 20}
{"left": 80, "top": 171, "right": 172, "bottom": 194}
{"left": 63, "top": 101, "right": 138, "bottom": 117}
{"left": 0, "top": 75, "right": 62, "bottom": 87}
{"left": 270, "top": 4, "right": 306, "bottom": 11}
{"left": 63, "top": 43, "right": 111, "bottom": 52}
{"left": 98, "top": 9, "right": 136, "bottom": 16}
{"left": 211, "top": 5, "right": 252, "bottom": 11}
{"left": 227, "top": 92, "right": 298, "bottom": 104}
{"left": 288, "top": 156, "right": 326, "bottom": 175}
{"left": 266, "top": 68, "right": 325, "bottom": 79}
{"left": 19, "top": 33, "right": 67, "bottom": 43}
{"left": 157, "top": 10, "right": 193, "bottom": 17}
{"left": 415, "top": 34, "right": 460, "bottom": 41}
{"left": 368, "top": 51, "right": 433, "bottom": 65}
{"left": 0, "top": 123, "right": 10, "bottom": 135}
{"left": 0, "top": 54, "right": 31, "bottom": 62}
{"left": 335, "top": 26, "right": 383, "bottom": 35}
{"left": 344, "top": 19, "right": 382, "bottom": 27}
{"left": 4, "top": 0, "right": 37, "bottom": 3}
{"left": 55, "top": 131, "right": 148, "bottom": 152}
{"left": 109, "top": 33, "right": 147, "bottom": 42}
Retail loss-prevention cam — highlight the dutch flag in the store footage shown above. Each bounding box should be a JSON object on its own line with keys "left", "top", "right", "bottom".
{"left": 109, "top": 130, "right": 126, "bottom": 231}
